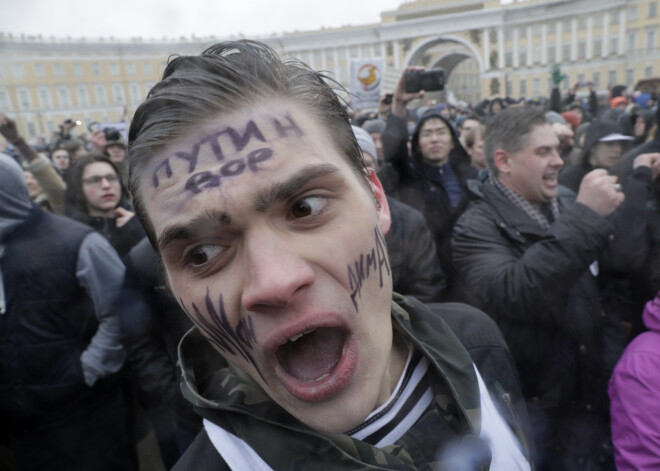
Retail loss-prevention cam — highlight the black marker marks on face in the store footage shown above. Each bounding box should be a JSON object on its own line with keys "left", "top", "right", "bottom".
{"left": 347, "top": 226, "right": 391, "bottom": 312}
{"left": 181, "top": 290, "right": 265, "bottom": 382}
{"left": 151, "top": 115, "right": 302, "bottom": 188}
{"left": 184, "top": 148, "right": 273, "bottom": 195}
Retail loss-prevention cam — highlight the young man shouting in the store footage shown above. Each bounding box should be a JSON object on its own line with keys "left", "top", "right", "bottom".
{"left": 128, "top": 40, "right": 531, "bottom": 470}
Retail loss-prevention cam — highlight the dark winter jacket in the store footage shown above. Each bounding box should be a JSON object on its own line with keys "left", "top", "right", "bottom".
{"left": 386, "top": 196, "right": 446, "bottom": 302}
{"left": 379, "top": 111, "right": 476, "bottom": 287}
{"left": 70, "top": 208, "right": 146, "bottom": 260}
{"left": 173, "top": 295, "right": 532, "bottom": 470}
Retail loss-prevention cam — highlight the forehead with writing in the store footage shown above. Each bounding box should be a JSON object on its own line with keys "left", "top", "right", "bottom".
{"left": 141, "top": 101, "right": 348, "bottom": 233}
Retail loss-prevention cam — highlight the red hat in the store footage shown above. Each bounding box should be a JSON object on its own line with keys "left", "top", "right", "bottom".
{"left": 611, "top": 96, "right": 628, "bottom": 109}
{"left": 561, "top": 111, "right": 580, "bottom": 130}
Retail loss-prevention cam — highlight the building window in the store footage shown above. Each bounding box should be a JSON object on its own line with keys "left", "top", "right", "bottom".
{"left": 563, "top": 19, "right": 571, "bottom": 33}
{"left": 505, "top": 28, "right": 512, "bottom": 41}
{"left": 628, "top": 31, "right": 637, "bottom": 53}
{"left": 594, "top": 14, "right": 603, "bottom": 28}
{"left": 300, "top": 52, "right": 310, "bottom": 64}
{"left": 13, "top": 64, "right": 25, "bottom": 79}
{"left": 34, "top": 63, "right": 45, "bottom": 78}
{"left": 650, "top": 2, "right": 658, "bottom": 18}
{"left": 38, "top": 87, "right": 51, "bottom": 108}
{"left": 533, "top": 77, "right": 541, "bottom": 95}
{"left": 350, "top": 46, "right": 358, "bottom": 59}
{"left": 373, "top": 43, "right": 382, "bottom": 57}
{"left": 548, "top": 44, "right": 556, "bottom": 63}
{"left": 53, "top": 63, "right": 64, "bottom": 77}
{"left": 313, "top": 50, "right": 322, "bottom": 67}
{"left": 626, "top": 69, "right": 634, "bottom": 85}
{"left": 629, "top": 6, "right": 638, "bottom": 22}
{"left": 533, "top": 24, "right": 541, "bottom": 36}
{"left": 505, "top": 51, "right": 513, "bottom": 67}
{"left": 646, "top": 65, "right": 653, "bottom": 77}
{"left": 126, "top": 62, "right": 136, "bottom": 75}
{"left": 594, "top": 38, "right": 603, "bottom": 57}
{"left": 611, "top": 9, "right": 620, "bottom": 24}
{"left": 129, "top": 83, "right": 141, "bottom": 104}
{"left": 563, "top": 42, "right": 571, "bottom": 61}
{"left": 610, "top": 36, "right": 619, "bottom": 55}
{"left": 109, "top": 63, "right": 119, "bottom": 76}
{"left": 593, "top": 71, "right": 600, "bottom": 88}
{"left": 0, "top": 89, "right": 10, "bottom": 111}
{"left": 77, "top": 86, "right": 89, "bottom": 106}
{"left": 519, "top": 26, "right": 526, "bottom": 37}
{"left": 548, "top": 22, "right": 557, "bottom": 35}
{"left": 57, "top": 87, "right": 71, "bottom": 108}
{"left": 92, "top": 62, "right": 101, "bottom": 76}
{"left": 95, "top": 85, "right": 108, "bottom": 105}
{"left": 647, "top": 30, "right": 657, "bottom": 51}
{"left": 73, "top": 63, "right": 82, "bottom": 77}
{"left": 609, "top": 70, "right": 617, "bottom": 86}
{"left": 519, "top": 48, "right": 527, "bottom": 66}
{"left": 506, "top": 80, "right": 512, "bottom": 97}
{"left": 533, "top": 44, "right": 542, "bottom": 63}
{"left": 577, "top": 73, "right": 585, "bottom": 84}
{"left": 361, "top": 44, "right": 370, "bottom": 58}
{"left": 578, "top": 40, "right": 587, "bottom": 59}
{"left": 338, "top": 48, "right": 347, "bottom": 61}
{"left": 26, "top": 122, "right": 36, "bottom": 138}
{"left": 519, "top": 79, "right": 527, "bottom": 96}
{"left": 578, "top": 17, "right": 587, "bottom": 30}
{"left": 142, "top": 61, "right": 153, "bottom": 75}
{"left": 112, "top": 84, "right": 124, "bottom": 104}
{"left": 17, "top": 87, "right": 31, "bottom": 109}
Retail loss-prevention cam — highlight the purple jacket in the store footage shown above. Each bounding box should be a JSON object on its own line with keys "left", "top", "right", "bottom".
{"left": 609, "top": 293, "right": 660, "bottom": 471}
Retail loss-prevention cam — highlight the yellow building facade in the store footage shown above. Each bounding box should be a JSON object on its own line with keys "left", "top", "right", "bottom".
{"left": 1, "top": 0, "right": 659, "bottom": 141}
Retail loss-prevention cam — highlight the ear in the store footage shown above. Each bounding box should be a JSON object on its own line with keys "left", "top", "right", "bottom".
{"left": 367, "top": 170, "right": 391, "bottom": 236}
{"left": 493, "top": 149, "right": 512, "bottom": 175}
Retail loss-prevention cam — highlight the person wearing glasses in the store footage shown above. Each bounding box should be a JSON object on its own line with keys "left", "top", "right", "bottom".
{"left": 65, "top": 154, "right": 145, "bottom": 260}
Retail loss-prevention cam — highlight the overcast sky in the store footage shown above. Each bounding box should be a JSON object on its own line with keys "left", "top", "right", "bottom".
{"left": 1, "top": 0, "right": 406, "bottom": 40}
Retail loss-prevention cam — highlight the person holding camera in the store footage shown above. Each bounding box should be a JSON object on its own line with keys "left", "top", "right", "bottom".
{"left": 378, "top": 67, "right": 476, "bottom": 295}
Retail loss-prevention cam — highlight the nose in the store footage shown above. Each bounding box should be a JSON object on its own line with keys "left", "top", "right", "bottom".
{"left": 100, "top": 177, "right": 112, "bottom": 189}
{"left": 241, "top": 230, "right": 315, "bottom": 311}
{"left": 550, "top": 149, "right": 564, "bottom": 168}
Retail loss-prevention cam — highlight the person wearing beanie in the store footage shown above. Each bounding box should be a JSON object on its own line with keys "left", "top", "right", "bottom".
{"left": 351, "top": 125, "right": 446, "bottom": 302}
{"left": 104, "top": 128, "right": 129, "bottom": 185}
{"left": 611, "top": 96, "right": 629, "bottom": 110}
{"left": 361, "top": 118, "right": 386, "bottom": 166}
{"left": 378, "top": 68, "right": 476, "bottom": 291}
{"left": 559, "top": 120, "right": 634, "bottom": 192}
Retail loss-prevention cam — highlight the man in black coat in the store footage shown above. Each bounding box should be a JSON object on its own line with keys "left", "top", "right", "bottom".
{"left": 452, "top": 106, "right": 653, "bottom": 471}
{"left": 378, "top": 68, "right": 476, "bottom": 290}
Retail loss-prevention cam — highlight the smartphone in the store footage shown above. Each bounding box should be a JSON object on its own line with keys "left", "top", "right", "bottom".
{"left": 383, "top": 93, "right": 393, "bottom": 105}
{"left": 88, "top": 122, "right": 101, "bottom": 133}
{"left": 404, "top": 68, "right": 445, "bottom": 94}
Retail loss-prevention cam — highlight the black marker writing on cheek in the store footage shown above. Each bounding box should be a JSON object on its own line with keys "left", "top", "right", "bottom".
{"left": 347, "top": 226, "right": 390, "bottom": 312}
{"left": 151, "top": 115, "right": 303, "bottom": 189}
{"left": 181, "top": 290, "right": 265, "bottom": 382}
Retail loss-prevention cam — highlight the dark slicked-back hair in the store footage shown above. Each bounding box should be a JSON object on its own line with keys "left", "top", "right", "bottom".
{"left": 128, "top": 40, "right": 365, "bottom": 245}
{"left": 484, "top": 107, "right": 548, "bottom": 177}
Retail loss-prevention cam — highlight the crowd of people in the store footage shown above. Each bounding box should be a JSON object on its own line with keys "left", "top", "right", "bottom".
{"left": 1, "top": 39, "right": 659, "bottom": 471}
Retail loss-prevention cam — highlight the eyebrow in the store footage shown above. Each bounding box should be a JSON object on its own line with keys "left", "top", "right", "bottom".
{"left": 253, "top": 163, "right": 340, "bottom": 212}
{"left": 157, "top": 209, "right": 232, "bottom": 253}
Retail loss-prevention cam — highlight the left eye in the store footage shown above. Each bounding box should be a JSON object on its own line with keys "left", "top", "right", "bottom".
{"left": 186, "top": 245, "right": 224, "bottom": 267}
{"left": 291, "top": 196, "right": 325, "bottom": 218}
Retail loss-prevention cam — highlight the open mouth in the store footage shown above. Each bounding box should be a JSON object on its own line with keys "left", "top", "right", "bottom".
{"left": 273, "top": 326, "right": 356, "bottom": 402}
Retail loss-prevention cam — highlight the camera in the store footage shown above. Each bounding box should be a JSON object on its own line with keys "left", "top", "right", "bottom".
{"left": 383, "top": 93, "right": 393, "bottom": 105}
{"left": 104, "top": 128, "right": 121, "bottom": 141}
{"left": 403, "top": 68, "right": 445, "bottom": 94}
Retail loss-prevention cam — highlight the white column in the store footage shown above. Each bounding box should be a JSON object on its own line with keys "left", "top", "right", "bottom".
{"left": 483, "top": 28, "right": 490, "bottom": 71}
{"left": 498, "top": 27, "right": 505, "bottom": 69}
{"left": 333, "top": 48, "right": 340, "bottom": 79}
{"left": 541, "top": 23, "right": 548, "bottom": 64}
{"left": 527, "top": 26, "right": 533, "bottom": 65}
{"left": 394, "top": 41, "right": 400, "bottom": 69}
{"left": 571, "top": 18, "right": 577, "bottom": 61}
{"left": 619, "top": 9, "right": 627, "bottom": 56}
{"left": 513, "top": 27, "right": 519, "bottom": 67}
{"left": 587, "top": 17, "right": 593, "bottom": 59}
{"left": 603, "top": 12, "right": 610, "bottom": 55}
{"left": 321, "top": 49, "right": 327, "bottom": 70}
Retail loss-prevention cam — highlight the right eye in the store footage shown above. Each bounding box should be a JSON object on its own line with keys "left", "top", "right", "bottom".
{"left": 185, "top": 245, "right": 224, "bottom": 268}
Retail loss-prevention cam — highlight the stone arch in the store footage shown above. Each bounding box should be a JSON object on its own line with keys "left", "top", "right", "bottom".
{"left": 403, "top": 35, "right": 484, "bottom": 75}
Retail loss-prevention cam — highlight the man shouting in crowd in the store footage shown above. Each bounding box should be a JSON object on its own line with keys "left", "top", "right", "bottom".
{"left": 128, "top": 40, "right": 531, "bottom": 470}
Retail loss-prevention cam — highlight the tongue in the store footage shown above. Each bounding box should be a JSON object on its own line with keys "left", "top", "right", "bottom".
{"left": 276, "top": 327, "right": 345, "bottom": 381}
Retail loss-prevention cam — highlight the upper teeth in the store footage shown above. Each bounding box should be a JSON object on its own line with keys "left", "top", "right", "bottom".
{"left": 288, "top": 328, "right": 315, "bottom": 343}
